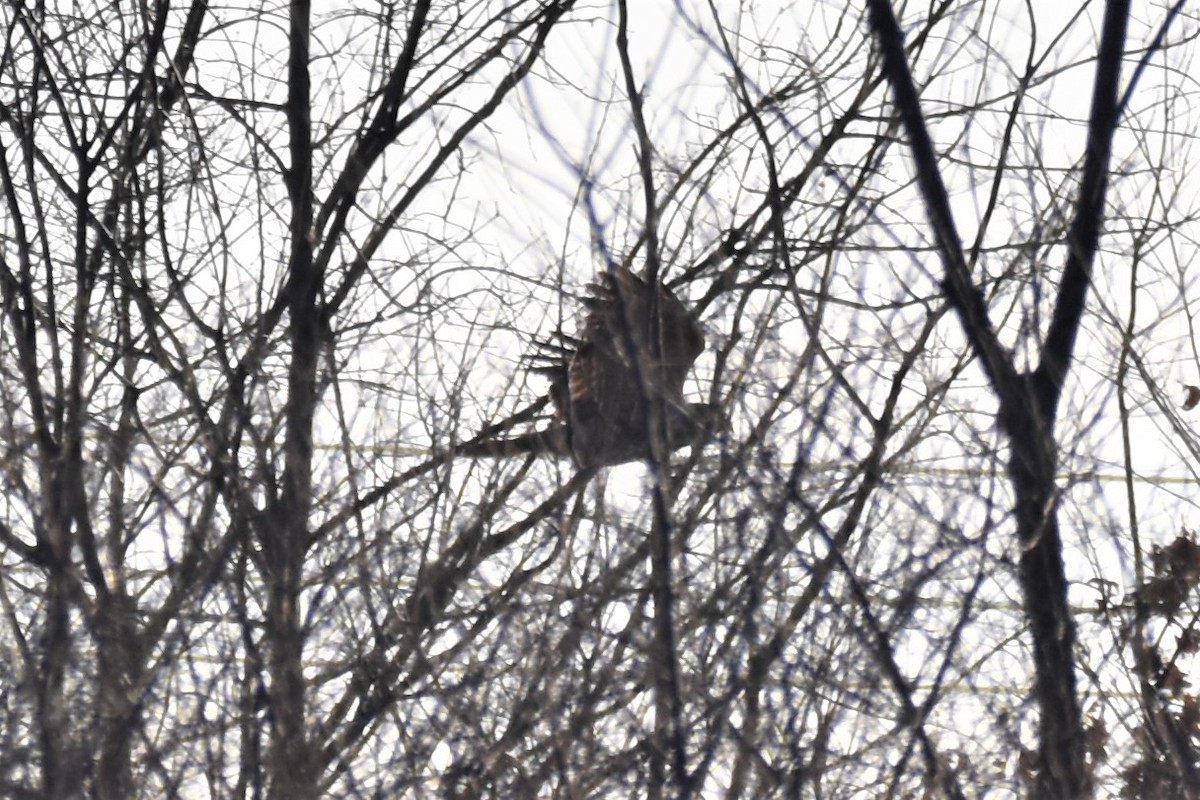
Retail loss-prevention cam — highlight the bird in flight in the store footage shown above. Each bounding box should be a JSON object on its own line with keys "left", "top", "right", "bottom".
{"left": 463, "top": 266, "right": 721, "bottom": 467}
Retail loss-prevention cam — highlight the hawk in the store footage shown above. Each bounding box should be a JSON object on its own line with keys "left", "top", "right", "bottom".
{"left": 464, "top": 267, "right": 721, "bottom": 467}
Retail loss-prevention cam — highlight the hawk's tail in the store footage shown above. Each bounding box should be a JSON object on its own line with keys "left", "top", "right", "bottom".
{"left": 457, "top": 427, "right": 571, "bottom": 460}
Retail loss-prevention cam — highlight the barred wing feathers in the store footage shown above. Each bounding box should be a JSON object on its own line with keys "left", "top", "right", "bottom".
{"left": 464, "top": 268, "right": 717, "bottom": 467}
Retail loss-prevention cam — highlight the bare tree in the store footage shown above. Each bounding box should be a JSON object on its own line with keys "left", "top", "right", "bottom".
{"left": 865, "top": 1, "right": 1128, "bottom": 795}
{"left": 0, "top": 1, "right": 1197, "bottom": 797}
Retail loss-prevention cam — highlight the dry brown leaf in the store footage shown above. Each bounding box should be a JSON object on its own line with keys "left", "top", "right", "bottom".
{"left": 1183, "top": 385, "right": 1200, "bottom": 410}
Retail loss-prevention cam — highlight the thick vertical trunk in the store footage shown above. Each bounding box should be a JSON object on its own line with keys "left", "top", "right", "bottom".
{"left": 39, "top": 569, "right": 74, "bottom": 800}
{"left": 94, "top": 591, "right": 143, "bottom": 800}
{"left": 39, "top": 454, "right": 79, "bottom": 799}
{"left": 266, "top": 1, "right": 319, "bottom": 797}
{"left": 1005, "top": 391, "right": 1088, "bottom": 798}
{"left": 266, "top": 561, "right": 316, "bottom": 800}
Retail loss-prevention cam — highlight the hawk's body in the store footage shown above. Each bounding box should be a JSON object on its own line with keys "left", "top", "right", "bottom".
{"left": 464, "top": 267, "right": 719, "bottom": 467}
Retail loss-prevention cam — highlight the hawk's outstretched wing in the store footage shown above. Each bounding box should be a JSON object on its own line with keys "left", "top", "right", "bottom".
{"left": 565, "top": 267, "right": 703, "bottom": 415}
{"left": 548, "top": 267, "right": 714, "bottom": 466}
{"left": 466, "top": 267, "right": 718, "bottom": 467}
